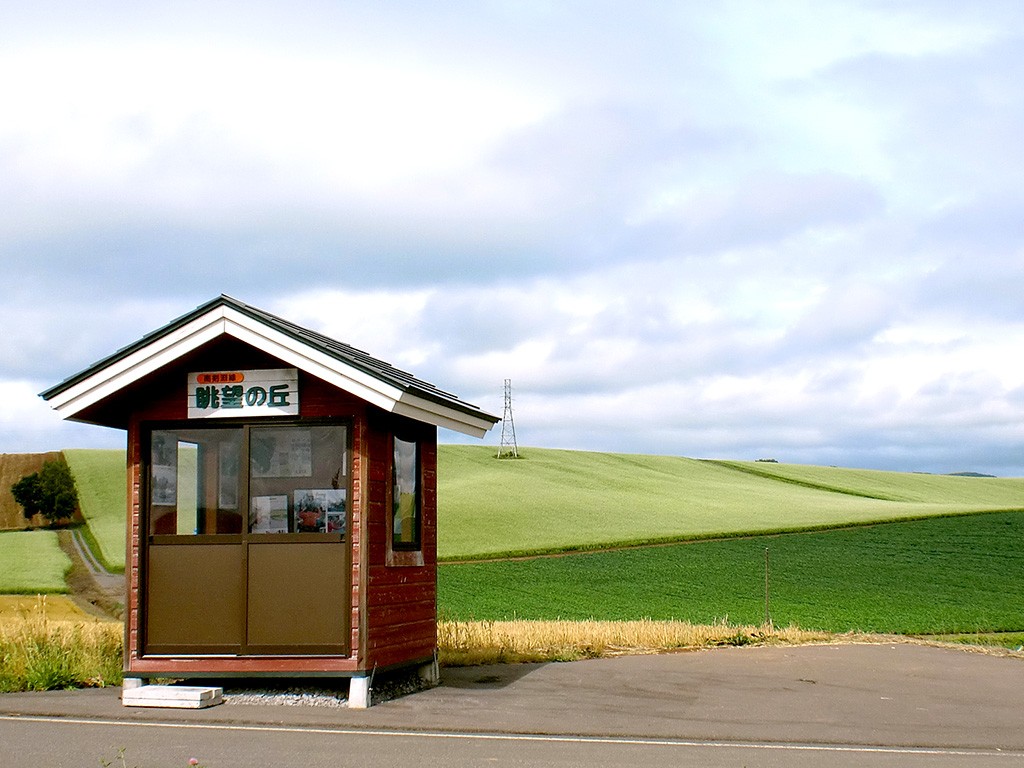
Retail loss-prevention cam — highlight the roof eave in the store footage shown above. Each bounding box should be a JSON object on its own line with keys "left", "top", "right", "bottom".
{"left": 43, "top": 299, "right": 499, "bottom": 437}
{"left": 393, "top": 393, "right": 500, "bottom": 438}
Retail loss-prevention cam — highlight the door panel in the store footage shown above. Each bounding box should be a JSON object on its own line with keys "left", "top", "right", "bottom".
{"left": 246, "top": 542, "right": 349, "bottom": 653}
{"left": 145, "top": 543, "right": 244, "bottom": 653}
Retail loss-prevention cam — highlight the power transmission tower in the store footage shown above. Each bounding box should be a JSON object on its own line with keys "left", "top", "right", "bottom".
{"left": 496, "top": 378, "right": 519, "bottom": 458}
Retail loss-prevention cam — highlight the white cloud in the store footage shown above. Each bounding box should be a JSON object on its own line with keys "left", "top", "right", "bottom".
{"left": 2, "top": 1, "right": 1023, "bottom": 475}
{"left": 271, "top": 288, "right": 436, "bottom": 366}
{"left": 0, "top": 380, "right": 124, "bottom": 452}
{"left": 0, "top": 42, "right": 555, "bottom": 223}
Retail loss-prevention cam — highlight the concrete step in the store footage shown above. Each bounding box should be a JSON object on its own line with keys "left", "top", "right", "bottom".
{"left": 122, "top": 685, "right": 224, "bottom": 709}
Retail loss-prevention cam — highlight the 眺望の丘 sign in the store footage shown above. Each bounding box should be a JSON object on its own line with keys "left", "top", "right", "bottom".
{"left": 187, "top": 369, "right": 299, "bottom": 418}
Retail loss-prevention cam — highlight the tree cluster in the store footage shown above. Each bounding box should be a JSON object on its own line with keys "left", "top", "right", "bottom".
{"left": 11, "top": 459, "right": 78, "bottom": 526}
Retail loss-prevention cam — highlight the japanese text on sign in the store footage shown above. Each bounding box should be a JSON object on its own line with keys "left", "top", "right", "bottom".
{"left": 187, "top": 369, "right": 299, "bottom": 418}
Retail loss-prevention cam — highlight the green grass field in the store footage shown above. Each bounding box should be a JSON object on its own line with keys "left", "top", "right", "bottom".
{"left": 438, "top": 510, "right": 1024, "bottom": 635}
{"left": 62, "top": 449, "right": 126, "bottom": 572}
{"left": 0, "top": 530, "right": 71, "bottom": 594}
{"left": 437, "top": 446, "right": 1024, "bottom": 560}
{"left": 8, "top": 445, "right": 1023, "bottom": 641}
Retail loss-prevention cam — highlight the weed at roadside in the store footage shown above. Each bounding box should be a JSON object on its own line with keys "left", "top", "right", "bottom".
{"left": 0, "top": 595, "right": 122, "bottom": 692}
{"left": 99, "top": 749, "right": 205, "bottom": 768}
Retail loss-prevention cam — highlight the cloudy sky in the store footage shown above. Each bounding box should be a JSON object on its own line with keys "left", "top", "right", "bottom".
{"left": 3, "top": 1, "right": 1023, "bottom": 475}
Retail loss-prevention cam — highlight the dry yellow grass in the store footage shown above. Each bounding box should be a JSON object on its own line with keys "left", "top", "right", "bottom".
{"left": 0, "top": 602, "right": 1011, "bottom": 693}
{"left": 0, "top": 595, "right": 122, "bottom": 691}
{"left": 0, "top": 595, "right": 105, "bottom": 622}
{"left": 438, "top": 618, "right": 832, "bottom": 665}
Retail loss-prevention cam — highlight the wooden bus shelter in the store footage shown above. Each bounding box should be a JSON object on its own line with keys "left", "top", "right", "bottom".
{"left": 42, "top": 295, "right": 498, "bottom": 705}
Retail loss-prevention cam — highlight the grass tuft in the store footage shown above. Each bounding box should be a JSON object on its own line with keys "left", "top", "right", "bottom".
{"left": 0, "top": 596, "right": 122, "bottom": 692}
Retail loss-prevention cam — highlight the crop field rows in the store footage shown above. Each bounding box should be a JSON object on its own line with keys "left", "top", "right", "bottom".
{"left": 439, "top": 511, "right": 1024, "bottom": 635}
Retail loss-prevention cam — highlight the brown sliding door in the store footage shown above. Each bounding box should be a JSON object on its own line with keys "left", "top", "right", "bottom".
{"left": 144, "top": 423, "right": 350, "bottom": 656}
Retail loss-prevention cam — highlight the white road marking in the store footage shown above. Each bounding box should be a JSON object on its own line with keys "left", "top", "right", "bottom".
{"left": 0, "top": 714, "right": 1018, "bottom": 758}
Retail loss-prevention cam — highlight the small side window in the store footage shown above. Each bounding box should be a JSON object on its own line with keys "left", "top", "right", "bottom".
{"left": 391, "top": 436, "right": 420, "bottom": 550}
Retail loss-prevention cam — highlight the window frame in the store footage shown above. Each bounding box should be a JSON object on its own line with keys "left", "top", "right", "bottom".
{"left": 143, "top": 418, "right": 351, "bottom": 544}
{"left": 390, "top": 433, "right": 422, "bottom": 553}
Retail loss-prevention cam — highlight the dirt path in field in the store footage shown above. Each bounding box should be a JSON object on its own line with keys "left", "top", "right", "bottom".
{"left": 57, "top": 529, "right": 124, "bottom": 620}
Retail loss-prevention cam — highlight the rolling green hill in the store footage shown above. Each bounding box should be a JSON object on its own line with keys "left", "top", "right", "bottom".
{"left": 62, "top": 449, "right": 126, "bottom": 572}
{"left": 437, "top": 446, "right": 1024, "bottom": 560}
{"left": 436, "top": 448, "right": 1024, "bottom": 634}
{"left": 712, "top": 460, "right": 1024, "bottom": 504}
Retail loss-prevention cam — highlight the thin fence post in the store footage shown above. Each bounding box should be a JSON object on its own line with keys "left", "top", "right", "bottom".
{"left": 764, "top": 547, "right": 772, "bottom": 628}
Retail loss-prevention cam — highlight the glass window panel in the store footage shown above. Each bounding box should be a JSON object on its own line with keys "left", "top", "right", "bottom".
{"left": 248, "top": 425, "right": 347, "bottom": 534}
{"left": 148, "top": 428, "right": 243, "bottom": 535}
{"left": 149, "top": 431, "right": 179, "bottom": 535}
{"left": 175, "top": 441, "right": 198, "bottom": 535}
{"left": 392, "top": 437, "right": 420, "bottom": 550}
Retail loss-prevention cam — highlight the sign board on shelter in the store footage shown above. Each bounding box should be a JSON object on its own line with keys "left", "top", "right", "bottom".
{"left": 187, "top": 368, "right": 299, "bottom": 419}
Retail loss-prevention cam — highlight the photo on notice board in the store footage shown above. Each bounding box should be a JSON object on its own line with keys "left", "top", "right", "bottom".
{"left": 250, "top": 494, "right": 289, "bottom": 534}
{"left": 294, "top": 489, "right": 346, "bottom": 533}
{"left": 325, "top": 489, "right": 346, "bottom": 534}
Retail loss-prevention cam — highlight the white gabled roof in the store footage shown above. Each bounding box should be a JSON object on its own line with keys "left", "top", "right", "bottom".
{"left": 41, "top": 295, "right": 499, "bottom": 438}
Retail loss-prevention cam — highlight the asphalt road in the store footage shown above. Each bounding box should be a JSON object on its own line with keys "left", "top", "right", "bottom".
{"left": 2, "top": 643, "right": 1022, "bottom": 767}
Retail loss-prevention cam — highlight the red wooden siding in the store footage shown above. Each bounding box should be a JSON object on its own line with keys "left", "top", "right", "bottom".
{"left": 121, "top": 336, "right": 439, "bottom": 678}
{"left": 363, "top": 423, "right": 438, "bottom": 670}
